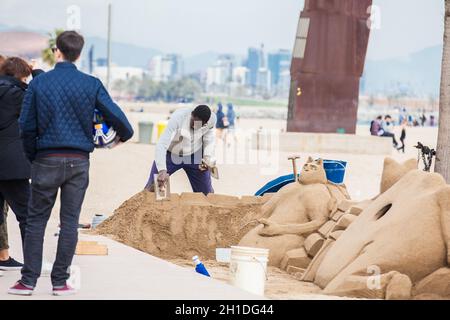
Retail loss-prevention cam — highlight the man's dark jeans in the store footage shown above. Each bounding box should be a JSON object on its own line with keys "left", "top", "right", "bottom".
{"left": 21, "top": 157, "right": 89, "bottom": 287}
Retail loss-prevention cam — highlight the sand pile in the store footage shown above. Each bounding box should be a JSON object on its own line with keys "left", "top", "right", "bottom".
{"left": 96, "top": 191, "right": 268, "bottom": 260}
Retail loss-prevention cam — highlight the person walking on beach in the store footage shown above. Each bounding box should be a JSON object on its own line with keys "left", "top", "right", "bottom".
{"left": 8, "top": 31, "right": 134, "bottom": 296}
{"left": 144, "top": 105, "right": 217, "bottom": 195}
{"left": 0, "top": 57, "right": 43, "bottom": 271}
{"left": 215, "top": 103, "right": 228, "bottom": 140}
{"left": 397, "top": 118, "right": 407, "bottom": 153}
{"left": 225, "top": 103, "right": 237, "bottom": 147}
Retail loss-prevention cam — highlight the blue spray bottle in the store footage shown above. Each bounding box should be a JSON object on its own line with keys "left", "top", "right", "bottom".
{"left": 193, "top": 256, "right": 210, "bottom": 277}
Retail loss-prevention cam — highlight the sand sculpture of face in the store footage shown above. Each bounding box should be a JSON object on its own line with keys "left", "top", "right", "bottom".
{"left": 313, "top": 170, "right": 450, "bottom": 299}
{"left": 299, "top": 157, "right": 328, "bottom": 185}
{"left": 239, "top": 157, "right": 349, "bottom": 267}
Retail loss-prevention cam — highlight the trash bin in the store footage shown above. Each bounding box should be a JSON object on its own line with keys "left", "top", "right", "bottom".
{"left": 138, "top": 121, "right": 154, "bottom": 144}
{"left": 157, "top": 121, "right": 168, "bottom": 139}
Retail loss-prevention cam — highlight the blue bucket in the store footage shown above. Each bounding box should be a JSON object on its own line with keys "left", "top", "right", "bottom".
{"left": 323, "top": 160, "right": 347, "bottom": 184}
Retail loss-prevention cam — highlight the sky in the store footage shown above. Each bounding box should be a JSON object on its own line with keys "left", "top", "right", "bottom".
{"left": 0, "top": 0, "right": 445, "bottom": 59}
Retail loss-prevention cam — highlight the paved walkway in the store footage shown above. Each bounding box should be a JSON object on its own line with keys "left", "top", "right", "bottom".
{"left": 0, "top": 215, "right": 262, "bottom": 300}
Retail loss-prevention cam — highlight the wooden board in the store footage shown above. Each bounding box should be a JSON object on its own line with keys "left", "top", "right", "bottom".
{"left": 75, "top": 241, "right": 108, "bottom": 256}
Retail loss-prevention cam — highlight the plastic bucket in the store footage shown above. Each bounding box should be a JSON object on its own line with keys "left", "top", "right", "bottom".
{"left": 323, "top": 160, "right": 347, "bottom": 184}
{"left": 92, "top": 214, "right": 107, "bottom": 229}
{"left": 216, "top": 248, "right": 232, "bottom": 263}
{"left": 157, "top": 121, "right": 168, "bottom": 139}
{"left": 229, "top": 246, "right": 269, "bottom": 296}
{"left": 138, "top": 121, "right": 154, "bottom": 144}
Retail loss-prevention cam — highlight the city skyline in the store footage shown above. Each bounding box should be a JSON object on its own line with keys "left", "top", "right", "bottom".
{"left": 0, "top": 0, "right": 445, "bottom": 60}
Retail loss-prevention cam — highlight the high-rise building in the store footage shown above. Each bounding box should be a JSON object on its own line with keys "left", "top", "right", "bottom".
{"left": 257, "top": 68, "right": 271, "bottom": 93}
{"left": 149, "top": 54, "right": 183, "bottom": 82}
{"left": 232, "top": 66, "right": 249, "bottom": 86}
{"left": 245, "top": 47, "right": 263, "bottom": 88}
{"left": 205, "top": 55, "right": 235, "bottom": 92}
{"left": 268, "top": 50, "right": 291, "bottom": 87}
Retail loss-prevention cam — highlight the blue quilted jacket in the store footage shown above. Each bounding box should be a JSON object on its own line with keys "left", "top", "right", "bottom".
{"left": 19, "top": 62, "right": 134, "bottom": 160}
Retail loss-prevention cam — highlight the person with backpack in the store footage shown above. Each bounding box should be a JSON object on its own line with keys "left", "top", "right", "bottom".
{"left": 370, "top": 115, "right": 383, "bottom": 136}
{"left": 8, "top": 31, "right": 134, "bottom": 296}
{"left": 215, "top": 103, "right": 228, "bottom": 140}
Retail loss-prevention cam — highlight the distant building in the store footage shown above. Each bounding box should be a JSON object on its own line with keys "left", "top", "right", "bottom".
{"left": 232, "top": 66, "right": 249, "bottom": 86}
{"left": 257, "top": 68, "right": 271, "bottom": 93}
{"left": 268, "top": 49, "right": 291, "bottom": 87}
{"left": 149, "top": 54, "right": 183, "bottom": 82}
{"left": 245, "top": 47, "right": 263, "bottom": 88}
{"left": 206, "top": 55, "right": 235, "bottom": 92}
{"left": 96, "top": 58, "right": 108, "bottom": 67}
{"left": 93, "top": 65, "right": 146, "bottom": 84}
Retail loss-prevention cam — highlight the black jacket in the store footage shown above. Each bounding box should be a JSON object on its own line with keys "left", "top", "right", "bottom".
{"left": 0, "top": 75, "right": 32, "bottom": 180}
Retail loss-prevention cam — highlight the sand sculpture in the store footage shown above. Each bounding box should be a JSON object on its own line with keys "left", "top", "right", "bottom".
{"left": 380, "top": 158, "right": 417, "bottom": 194}
{"left": 295, "top": 159, "right": 450, "bottom": 299}
{"left": 97, "top": 156, "right": 450, "bottom": 299}
{"left": 239, "top": 157, "right": 350, "bottom": 268}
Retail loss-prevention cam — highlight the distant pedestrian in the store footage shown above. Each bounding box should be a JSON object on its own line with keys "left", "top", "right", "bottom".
{"left": 430, "top": 115, "right": 436, "bottom": 127}
{"left": 225, "top": 103, "right": 237, "bottom": 146}
{"left": 370, "top": 115, "right": 383, "bottom": 136}
{"left": 381, "top": 115, "right": 398, "bottom": 148}
{"left": 215, "top": 103, "right": 228, "bottom": 140}
{"left": 397, "top": 119, "right": 407, "bottom": 153}
{"left": 420, "top": 114, "right": 427, "bottom": 127}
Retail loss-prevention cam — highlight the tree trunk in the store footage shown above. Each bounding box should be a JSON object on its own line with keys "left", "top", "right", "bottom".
{"left": 436, "top": 0, "right": 450, "bottom": 182}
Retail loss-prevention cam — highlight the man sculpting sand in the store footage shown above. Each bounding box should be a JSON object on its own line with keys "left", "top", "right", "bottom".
{"left": 145, "top": 105, "right": 217, "bottom": 195}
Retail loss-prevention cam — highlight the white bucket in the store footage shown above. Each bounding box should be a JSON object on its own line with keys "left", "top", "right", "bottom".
{"left": 91, "top": 214, "right": 107, "bottom": 229}
{"left": 216, "top": 248, "right": 232, "bottom": 263}
{"left": 229, "top": 246, "right": 269, "bottom": 296}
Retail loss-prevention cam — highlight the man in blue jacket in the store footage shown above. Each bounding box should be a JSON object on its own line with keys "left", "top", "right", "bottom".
{"left": 8, "top": 31, "right": 134, "bottom": 296}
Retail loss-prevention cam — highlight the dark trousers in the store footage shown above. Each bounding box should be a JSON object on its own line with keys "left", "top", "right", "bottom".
{"left": 21, "top": 157, "right": 89, "bottom": 287}
{"left": 146, "top": 151, "right": 213, "bottom": 195}
{"left": 382, "top": 132, "right": 398, "bottom": 146}
{"left": 0, "top": 179, "right": 30, "bottom": 248}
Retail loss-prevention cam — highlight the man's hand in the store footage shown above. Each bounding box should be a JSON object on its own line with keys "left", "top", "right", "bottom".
{"left": 199, "top": 161, "right": 208, "bottom": 172}
{"left": 258, "top": 218, "right": 283, "bottom": 237}
{"left": 157, "top": 170, "right": 170, "bottom": 188}
{"left": 199, "top": 156, "right": 216, "bottom": 172}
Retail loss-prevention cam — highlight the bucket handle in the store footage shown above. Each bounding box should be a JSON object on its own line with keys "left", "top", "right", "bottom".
{"left": 252, "top": 256, "right": 269, "bottom": 281}
{"left": 324, "top": 160, "right": 346, "bottom": 170}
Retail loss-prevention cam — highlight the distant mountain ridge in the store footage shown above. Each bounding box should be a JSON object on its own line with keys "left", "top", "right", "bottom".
{"left": 0, "top": 23, "right": 443, "bottom": 96}
{"left": 363, "top": 45, "right": 442, "bottom": 97}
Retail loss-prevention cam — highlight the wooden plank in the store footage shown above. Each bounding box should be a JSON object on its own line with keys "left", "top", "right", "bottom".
{"left": 75, "top": 242, "right": 108, "bottom": 256}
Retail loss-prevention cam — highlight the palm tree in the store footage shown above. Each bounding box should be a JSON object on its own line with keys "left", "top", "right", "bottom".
{"left": 41, "top": 29, "right": 64, "bottom": 66}
{"left": 436, "top": 0, "right": 450, "bottom": 182}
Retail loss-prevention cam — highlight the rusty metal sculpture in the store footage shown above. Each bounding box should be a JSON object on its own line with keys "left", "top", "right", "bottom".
{"left": 287, "top": 0, "right": 373, "bottom": 134}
